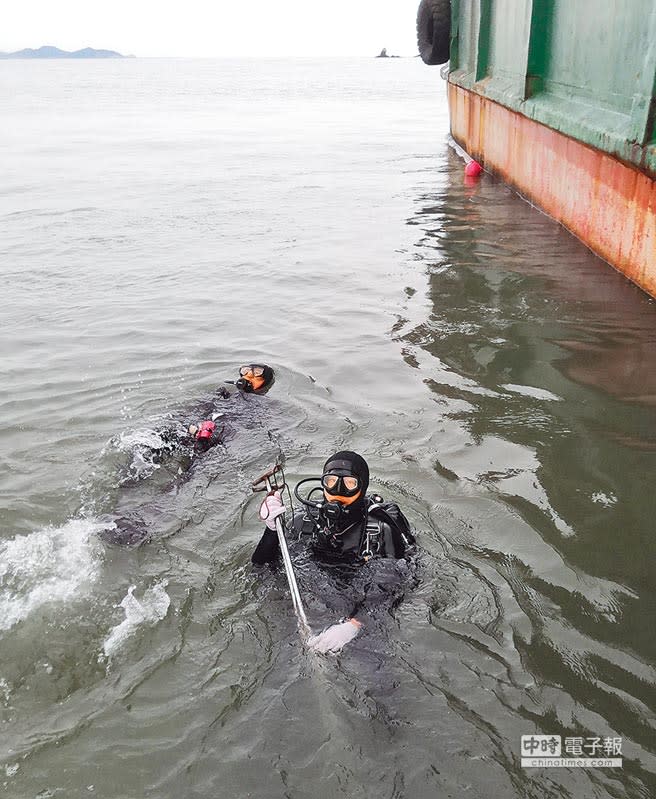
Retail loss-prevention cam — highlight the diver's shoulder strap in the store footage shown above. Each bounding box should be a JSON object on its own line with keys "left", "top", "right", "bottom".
{"left": 366, "top": 499, "right": 416, "bottom": 549}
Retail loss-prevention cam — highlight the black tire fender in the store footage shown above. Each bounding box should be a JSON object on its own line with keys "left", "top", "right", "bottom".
{"left": 417, "top": 0, "right": 451, "bottom": 66}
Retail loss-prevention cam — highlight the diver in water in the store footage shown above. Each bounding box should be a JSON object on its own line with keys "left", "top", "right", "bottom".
{"left": 104, "top": 364, "right": 275, "bottom": 546}
{"left": 252, "top": 451, "right": 415, "bottom": 652}
{"left": 142, "top": 364, "right": 275, "bottom": 463}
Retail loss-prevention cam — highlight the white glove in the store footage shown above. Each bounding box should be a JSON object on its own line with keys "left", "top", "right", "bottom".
{"left": 259, "top": 490, "right": 286, "bottom": 531}
{"left": 307, "top": 618, "right": 362, "bottom": 654}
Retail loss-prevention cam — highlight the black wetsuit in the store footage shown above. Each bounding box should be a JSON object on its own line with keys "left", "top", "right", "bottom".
{"left": 252, "top": 497, "right": 417, "bottom": 631}
{"left": 137, "top": 386, "right": 231, "bottom": 467}
{"left": 103, "top": 385, "right": 271, "bottom": 546}
{"left": 252, "top": 497, "right": 415, "bottom": 566}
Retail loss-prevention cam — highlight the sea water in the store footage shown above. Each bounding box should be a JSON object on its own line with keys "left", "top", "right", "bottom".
{"left": 1, "top": 57, "right": 655, "bottom": 798}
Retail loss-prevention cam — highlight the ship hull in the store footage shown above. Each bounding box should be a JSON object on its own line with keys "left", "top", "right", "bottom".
{"left": 435, "top": 0, "right": 656, "bottom": 298}
{"left": 449, "top": 83, "right": 656, "bottom": 297}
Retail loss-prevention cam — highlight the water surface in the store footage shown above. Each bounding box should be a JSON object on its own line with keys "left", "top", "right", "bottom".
{"left": 1, "top": 57, "right": 655, "bottom": 799}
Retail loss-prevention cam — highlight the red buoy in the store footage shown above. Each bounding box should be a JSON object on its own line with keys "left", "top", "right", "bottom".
{"left": 465, "top": 160, "right": 483, "bottom": 177}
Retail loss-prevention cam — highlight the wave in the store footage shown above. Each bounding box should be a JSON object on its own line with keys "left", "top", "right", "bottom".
{"left": 102, "top": 582, "right": 171, "bottom": 657}
{"left": 0, "top": 518, "right": 108, "bottom": 632}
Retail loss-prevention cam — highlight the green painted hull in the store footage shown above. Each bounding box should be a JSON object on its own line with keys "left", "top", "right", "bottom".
{"left": 447, "top": 0, "right": 656, "bottom": 178}
{"left": 432, "top": 0, "right": 656, "bottom": 296}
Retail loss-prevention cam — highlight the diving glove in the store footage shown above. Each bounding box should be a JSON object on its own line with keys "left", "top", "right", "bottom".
{"left": 307, "top": 618, "right": 362, "bottom": 654}
{"left": 259, "top": 490, "right": 286, "bottom": 531}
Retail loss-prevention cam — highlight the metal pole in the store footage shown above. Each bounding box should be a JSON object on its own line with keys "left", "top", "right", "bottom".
{"left": 255, "top": 467, "right": 310, "bottom": 637}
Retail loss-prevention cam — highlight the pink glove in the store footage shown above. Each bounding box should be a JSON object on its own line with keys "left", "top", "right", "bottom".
{"left": 259, "top": 490, "right": 286, "bottom": 531}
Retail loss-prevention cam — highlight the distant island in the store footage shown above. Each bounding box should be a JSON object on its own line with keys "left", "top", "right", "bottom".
{"left": 0, "top": 46, "right": 130, "bottom": 59}
{"left": 376, "top": 48, "right": 400, "bottom": 59}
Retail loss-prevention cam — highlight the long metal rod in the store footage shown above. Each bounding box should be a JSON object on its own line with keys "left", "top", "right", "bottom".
{"left": 262, "top": 474, "right": 310, "bottom": 636}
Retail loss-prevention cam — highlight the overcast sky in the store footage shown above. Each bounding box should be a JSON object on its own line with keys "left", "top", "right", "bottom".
{"left": 3, "top": 1, "right": 421, "bottom": 57}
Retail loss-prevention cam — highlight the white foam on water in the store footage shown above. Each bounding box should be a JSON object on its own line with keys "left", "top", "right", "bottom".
{"left": 100, "top": 426, "right": 170, "bottom": 464}
{"left": 103, "top": 582, "right": 170, "bottom": 658}
{"left": 102, "top": 426, "right": 175, "bottom": 481}
{"left": 591, "top": 491, "right": 618, "bottom": 507}
{"left": 0, "top": 519, "right": 107, "bottom": 633}
{"left": 115, "top": 428, "right": 167, "bottom": 452}
{"left": 502, "top": 383, "right": 563, "bottom": 402}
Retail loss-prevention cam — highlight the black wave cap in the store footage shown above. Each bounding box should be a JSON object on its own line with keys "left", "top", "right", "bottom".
{"left": 323, "top": 450, "right": 369, "bottom": 497}
{"left": 260, "top": 365, "right": 275, "bottom": 388}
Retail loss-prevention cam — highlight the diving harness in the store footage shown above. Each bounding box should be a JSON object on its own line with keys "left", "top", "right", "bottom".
{"left": 293, "top": 478, "right": 413, "bottom": 562}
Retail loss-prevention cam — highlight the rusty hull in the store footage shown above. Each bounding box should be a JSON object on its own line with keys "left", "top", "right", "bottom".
{"left": 449, "top": 84, "right": 656, "bottom": 298}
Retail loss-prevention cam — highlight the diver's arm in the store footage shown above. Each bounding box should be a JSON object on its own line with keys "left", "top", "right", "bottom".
{"left": 355, "top": 561, "right": 412, "bottom": 621}
{"left": 251, "top": 527, "right": 280, "bottom": 564}
{"left": 303, "top": 555, "right": 410, "bottom": 655}
{"left": 160, "top": 423, "right": 196, "bottom": 450}
{"left": 137, "top": 426, "right": 186, "bottom": 465}
{"left": 350, "top": 513, "right": 417, "bottom": 623}
{"left": 382, "top": 525, "right": 402, "bottom": 558}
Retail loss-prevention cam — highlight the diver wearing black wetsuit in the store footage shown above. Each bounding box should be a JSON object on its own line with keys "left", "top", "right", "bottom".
{"left": 252, "top": 451, "right": 415, "bottom": 565}
{"left": 139, "top": 364, "right": 275, "bottom": 463}
{"left": 105, "top": 365, "right": 275, "bottom": 546}
{"left": 252, "top": 451, "right": 416, "bottom": 652}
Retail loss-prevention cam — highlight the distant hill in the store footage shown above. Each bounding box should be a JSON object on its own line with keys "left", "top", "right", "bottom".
{"left": 0, "top": 46, "right": 129, "bottom": 59}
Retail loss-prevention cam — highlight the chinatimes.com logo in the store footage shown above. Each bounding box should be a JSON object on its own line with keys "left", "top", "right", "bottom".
{"left": 521, "top": 735, "right": 623, "bottom": 768}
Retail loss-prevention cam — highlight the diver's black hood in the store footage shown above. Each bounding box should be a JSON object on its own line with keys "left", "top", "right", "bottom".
{"left": 321, "top": 450, "right": 370, "bottom": 530}
{"left": 322, "top": 450, "right": 369, "bottom": 496}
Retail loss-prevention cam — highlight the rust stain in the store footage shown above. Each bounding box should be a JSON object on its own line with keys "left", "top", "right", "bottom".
{"left": 448, "top": 84, "right": 656, "bottom": 298}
